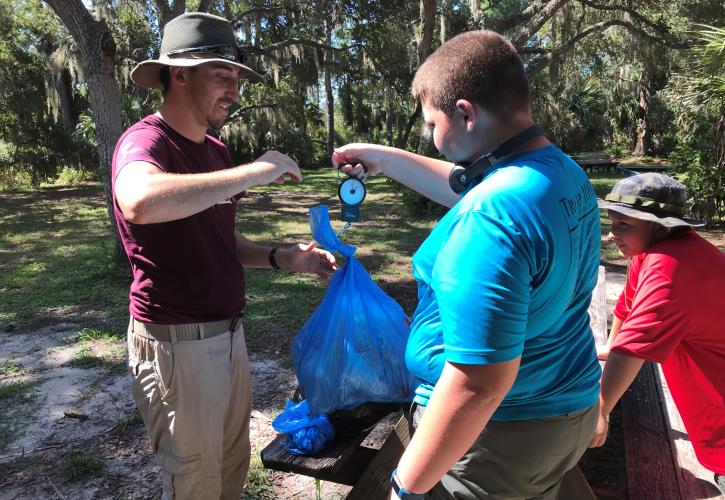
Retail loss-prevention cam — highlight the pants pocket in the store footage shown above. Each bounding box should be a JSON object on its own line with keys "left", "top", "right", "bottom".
{"left": 154, "top": 340, "right": 175, "bottom": 401}
{"left": 160, "top": 453, "right": 203, "bottom": 500}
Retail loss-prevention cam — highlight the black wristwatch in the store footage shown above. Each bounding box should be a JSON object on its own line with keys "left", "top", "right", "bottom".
{"left": 390, "top": 469, "right": 425, "bottom": 499}
{"left": 268, "top": 247, "right": 281, "bottom": 269}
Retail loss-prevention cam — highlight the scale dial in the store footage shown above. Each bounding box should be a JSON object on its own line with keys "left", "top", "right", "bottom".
{"left": 338, "top": 177, "right": 366, "bottom": 206}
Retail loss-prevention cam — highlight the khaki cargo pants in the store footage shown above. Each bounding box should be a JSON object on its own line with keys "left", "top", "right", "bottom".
{"left": 127, "top": 318, "right": 252, "bottom": 500}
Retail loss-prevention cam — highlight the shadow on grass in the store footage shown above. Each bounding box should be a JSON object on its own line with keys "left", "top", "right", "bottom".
{"left": 0, "top": 184, "right": 130, "bottom": 330}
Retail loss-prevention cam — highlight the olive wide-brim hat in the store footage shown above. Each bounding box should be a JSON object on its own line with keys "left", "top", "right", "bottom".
{"left": 597, "top": 172, "right": 705, "bottom": 228}
{"left": 130, "top": 12, "right": 263, "bottom": 89}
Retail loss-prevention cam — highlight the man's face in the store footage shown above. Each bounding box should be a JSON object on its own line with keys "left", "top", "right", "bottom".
{"left": 185, "top": 62, "right": 242, "bottom": 130}
{"left": 608, "top": 211, "right": 661, "bottom": 258}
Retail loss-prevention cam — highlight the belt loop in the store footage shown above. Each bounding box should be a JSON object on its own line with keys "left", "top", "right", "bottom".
{"left": 199, "top": 322, "right": 206, "bottom": 340}
{"left": 129, "top": 317, "right": 135, "bottom": 334}
{"left": 169, "top": 325, "right": 178, "bottom": 344}
{"left": 229, "top": 312, "right": 243, "bottom": 333}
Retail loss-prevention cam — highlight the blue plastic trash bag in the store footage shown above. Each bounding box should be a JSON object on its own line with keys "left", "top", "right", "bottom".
{"left": 292, "top": 205, "right": 418, "bottom": 415}
{"left": 272, "top": 399, "right": 335, "bottom": 455}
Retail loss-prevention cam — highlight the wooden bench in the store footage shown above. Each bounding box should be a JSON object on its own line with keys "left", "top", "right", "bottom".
{"left": 571, "top": 153, "right": 620, "bottom": 176}
{"left": 261, "top": 405, "right": 411, "bottom": 498}
{"left": 620, "top": 363, "right": 724, "bottom": 499}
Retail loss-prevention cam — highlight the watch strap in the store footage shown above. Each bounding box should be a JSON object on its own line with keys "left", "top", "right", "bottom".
{"left": 390, "top": 469, "right": 425, "bottom": 499}
{"left": 268, "top": 247, "right": 281, "bottom": 270}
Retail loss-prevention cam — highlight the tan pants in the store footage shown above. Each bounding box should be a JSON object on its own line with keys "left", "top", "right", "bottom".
{"left": 127, "top": 319, "right": 252, "bottom": 500}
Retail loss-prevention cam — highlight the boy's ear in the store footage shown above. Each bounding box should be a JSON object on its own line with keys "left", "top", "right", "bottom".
{"left": 455, "top": 99, "right": 477, "bottom": 132}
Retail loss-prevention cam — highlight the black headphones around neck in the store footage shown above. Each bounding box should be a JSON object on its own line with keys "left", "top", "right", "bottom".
{"left": 448, "top": 124, "right": 545, "bottom": 193}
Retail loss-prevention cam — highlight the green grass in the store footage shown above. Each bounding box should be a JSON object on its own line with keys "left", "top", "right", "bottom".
{"left": 0, "top": 184, "right": 130, "bottom": 330}
{"left": 63, "top": 450, "right": 104, "bottom": 480}
{"left": 0, "top": 375, "right": 39, "bottom": 450}
{"left": 0, "top": 359, "right": 22, "bottom": 376}
{"left": 110, "top": 411, "right": 143, "bottom": 434}
{"left": 586, "top": 176, "right": 626, "bottom": 262}
{"left": 241, "top": 447, "right": 275, "bottom": 499}
{"left": 66, "top": 330, "right": 126, "bottom": 373}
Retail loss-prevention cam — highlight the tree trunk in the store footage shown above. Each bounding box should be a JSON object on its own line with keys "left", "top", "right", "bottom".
{"left": 323, "top": 64, "right": 335, "bottom": 158}
{"left": 155, "top": 0, "right": 186, "bottom": 31}
{"left": 44, "top": 0, "right": 125, "bottom": 263}
{"left": 386, "top": 83, "right": 394, "bottom": 146}
{"left": 632, "top": 66, "right": 653, "bottom": 156}
{"left": 417, "top": 0, "right": 436, "bottom": 66}
{"left": 469, "top": 0, "right": 483, "bottom": 26}
{"left": 323, "top": 14, "right": 335, "bottom": 159}
{"left": 440, "top": 0, "right": 450, "bottom": 44}
{"left": 415, "top": 0, "right": 436, "bottom": 154}
{"left": 396, "top": 103, "right": 421, "bottom": 149}
{"left": 54, "top": 66, "right": 78, "bottom": 133}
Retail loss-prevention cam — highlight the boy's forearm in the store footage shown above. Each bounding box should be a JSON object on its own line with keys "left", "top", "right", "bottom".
{"left": 379, "top": 148, "right": 460, "bottom": 207}
{"left": 395, "top": 358, "right": 519, "bottom": 494}
{"left": 606, "top": 316, "right": 623, "bottom": 350}
{"left": 600, "top": 351, "right": 645, "bottom": 415}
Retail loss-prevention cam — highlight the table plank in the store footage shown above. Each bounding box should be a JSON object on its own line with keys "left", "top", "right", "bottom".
{"left": 655, "top": 365, "right": 724, "bottom": 499}
{"left": 621, "top": 362, "right": 681, "bottom": 499}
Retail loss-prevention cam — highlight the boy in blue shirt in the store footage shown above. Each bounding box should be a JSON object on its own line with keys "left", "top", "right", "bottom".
{"left": 334, "top": 30, "right": 601, "bottom": 499}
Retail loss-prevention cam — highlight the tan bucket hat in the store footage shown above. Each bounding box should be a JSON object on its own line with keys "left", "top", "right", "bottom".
{"left": 130, "top": 12, "right": 263, "bottom": 89}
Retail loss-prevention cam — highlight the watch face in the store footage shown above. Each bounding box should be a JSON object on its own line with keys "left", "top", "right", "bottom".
{"left": 338, "top": 177, "right": 366, "bottom": 206}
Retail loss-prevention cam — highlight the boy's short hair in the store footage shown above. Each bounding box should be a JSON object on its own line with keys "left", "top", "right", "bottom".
{"left": 412, "top": 30, "right": 530, "bottom": 119}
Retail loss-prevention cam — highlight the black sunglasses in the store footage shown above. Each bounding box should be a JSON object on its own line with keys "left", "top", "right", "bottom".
{"left": 166, "top": 44, "right": 244, "bottom": 65}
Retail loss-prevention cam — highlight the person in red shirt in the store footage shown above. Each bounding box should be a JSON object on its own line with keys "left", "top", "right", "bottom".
{"left": 590, "top": 173, "right": 725, "bottom": 494}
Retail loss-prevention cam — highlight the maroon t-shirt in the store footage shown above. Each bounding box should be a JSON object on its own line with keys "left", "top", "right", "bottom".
{"left": 111, "top": 114, "right": 245, "bottom": 324}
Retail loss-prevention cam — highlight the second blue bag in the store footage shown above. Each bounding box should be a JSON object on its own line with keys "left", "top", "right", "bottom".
{"left": 292, "top": 206, "right": 417, "bottom": 415}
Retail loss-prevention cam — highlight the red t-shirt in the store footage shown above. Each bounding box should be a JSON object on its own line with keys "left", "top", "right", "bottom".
{"left": 111, "top": 115, "right": 245, "bottom": 324}
{"left": 612, "top": 229, "right": 725, "bottom": 473}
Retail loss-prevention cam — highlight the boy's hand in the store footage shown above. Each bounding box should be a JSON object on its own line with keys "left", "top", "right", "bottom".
{"left": 596, "top": 345, "right": 610, "bottom": 361}
{"left": 588, "top": 411, "right": 609, "bottom": 448}
{"left": 332, "top": 143, "right": 388, "bottom": 177}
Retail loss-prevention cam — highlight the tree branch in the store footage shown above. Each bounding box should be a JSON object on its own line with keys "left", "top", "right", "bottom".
{"left": 511, "top": 0, "right": 570, "bottom": 47}
{"left": 577, "top": 0, "right": 671, "bottom": 36}
{"left": 522, "top": 19, "right": 699, "bottom": 77}
{"left": 242, "top": 38, "right": 364, "bottom": 58}
{"left": 197, "top": 0, "right": 213, "bottom": 13}
{"left": 493, "top": 0, "right": 552, "bottom": 33}
{"left": 226, "top": 103, "right": 278, "bottom": 122}
{"left": 231, "top": 6, "right": 293, "bottom": 25}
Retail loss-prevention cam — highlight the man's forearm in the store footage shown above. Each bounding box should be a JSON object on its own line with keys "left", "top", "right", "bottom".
{"left": 235, "top": 234, "right": 277, "bottom": 268}
{"left": 117, "top": 161, "right": 279, "bottom": 224}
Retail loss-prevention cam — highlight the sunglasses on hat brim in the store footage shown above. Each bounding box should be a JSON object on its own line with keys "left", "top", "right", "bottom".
{"left": 166, "top": 44, "right": 244, "bottom": 65}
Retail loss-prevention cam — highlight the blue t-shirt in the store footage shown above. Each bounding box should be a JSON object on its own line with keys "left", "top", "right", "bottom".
{"left": 406, "top": 144, "right": 601, "bottom": 420}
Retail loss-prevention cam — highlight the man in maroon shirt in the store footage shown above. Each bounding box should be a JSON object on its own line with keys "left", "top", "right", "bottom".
{"left": 112, "top": 12, "right": 336, "bottom": 499}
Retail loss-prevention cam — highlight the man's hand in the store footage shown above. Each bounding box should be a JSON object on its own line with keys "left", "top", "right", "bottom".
{"left": 588, "top": 411, "right": 609, "bottom": 448}
{"left": 278, "top": 242, "right": 338, "bottom": 279}
{"left": 250, "top": 150, "right": 302, "bottom": 185}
